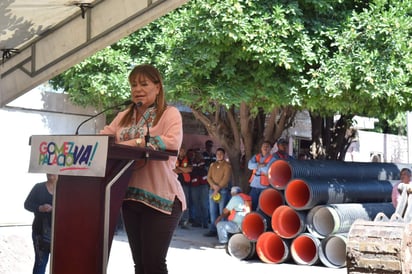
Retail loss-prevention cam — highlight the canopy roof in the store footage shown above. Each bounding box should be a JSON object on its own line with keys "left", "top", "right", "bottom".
{"left": 0, "top": 0, "right": 188, "bottom": 107}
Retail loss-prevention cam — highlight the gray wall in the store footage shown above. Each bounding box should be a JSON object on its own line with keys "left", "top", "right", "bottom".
{"left": 0, "top": 88, "right": 101, "bottom": 225}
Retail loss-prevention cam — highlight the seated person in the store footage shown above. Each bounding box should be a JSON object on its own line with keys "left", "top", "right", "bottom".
{"left": 215, "top": 186, "right": 252, "bottom": 245}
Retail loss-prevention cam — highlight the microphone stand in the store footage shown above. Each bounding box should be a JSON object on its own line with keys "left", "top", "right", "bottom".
{"left": 134, "top": 102, "right": 151, "bottom": 147}
{"left": 75, "top": 100, "right": 132, "bottom": 135}
{"left": 134, "top": 102, "right": 178, "bottom": 156}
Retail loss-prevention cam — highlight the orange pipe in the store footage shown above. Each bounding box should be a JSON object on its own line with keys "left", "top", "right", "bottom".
{"left": 256, "top": 232, "right": 290, "bottom": 264}
{"left": 271, "top": 205, "right": 306, "bottom": 239}
{"left": 268, "top": 160, "right": 292, "bottom": 189}
{"left": 258, "top": 188, "right": 284, "bottom": 217}
{"left": 291, "top": 233, "right": 320, "bottom": 265}
{"left": 284, "top": 179, "right": 310, "bottom": 209}
{"left": 241, "top": 212, "right": 267, "bottom": 241}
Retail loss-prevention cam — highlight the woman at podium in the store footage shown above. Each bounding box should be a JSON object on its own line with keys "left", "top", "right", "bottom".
{"left": 100, "top": 64, "right": 185, "bottom": 274}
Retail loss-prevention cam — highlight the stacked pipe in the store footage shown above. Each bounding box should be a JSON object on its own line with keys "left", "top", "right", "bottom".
{"left": 227, "top": 159, "right": 408, "bottom": 269}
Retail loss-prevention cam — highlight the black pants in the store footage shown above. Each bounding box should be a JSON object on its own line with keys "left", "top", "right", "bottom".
{"left": 122, "top": 198, "right": 182, "bottom": 274}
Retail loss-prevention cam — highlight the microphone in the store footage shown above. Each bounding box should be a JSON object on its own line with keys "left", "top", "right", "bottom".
{"left": 135, "top": 102, "right": 150, "bottom": 147}
{"left": 75, "top": 100, "right": 132, "bottom": 135}
{"left": 134, "top": 102, "right": 178, "bottom": 156}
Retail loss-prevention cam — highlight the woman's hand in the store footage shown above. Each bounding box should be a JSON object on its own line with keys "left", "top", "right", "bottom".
{"left": 39, "top": 204, "right": 52, "bottom": 212}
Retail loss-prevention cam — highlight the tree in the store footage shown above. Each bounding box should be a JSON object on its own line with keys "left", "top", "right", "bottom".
{"left": 50, "top": 0, "right": 412, "bottom": 185}
{"left": 301, "top": 0, "right": 412, "bottom": 159}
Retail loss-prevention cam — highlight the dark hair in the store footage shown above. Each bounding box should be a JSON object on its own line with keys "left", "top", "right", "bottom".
{"left": 401, "top": 168, "right": 411, "bottom": 176}
{"left": 216, "top": 147, "right": 225, "bottom": 154}
{"left": 261, "top": 140, "right": 272, "bottom": 147}
{"left": 205, "top": 140, "right": 213, "bottom": 146}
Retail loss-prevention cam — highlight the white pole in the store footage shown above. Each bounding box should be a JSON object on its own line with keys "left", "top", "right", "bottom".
{"left": 407, "top": 112, "right": 412, "bottom": 163}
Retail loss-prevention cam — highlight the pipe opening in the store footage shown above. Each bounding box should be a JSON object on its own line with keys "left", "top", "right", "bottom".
{"left": 272, "top": 206, "right": 304, "bottom": 239}
{"left": 285, "top": 179, "right": 310, "bottom": 209}
{"left": 321, "top": 235, "right": 347, "bottom": 268}
{"left": 268, "top": 160, "right": 292, "bottom": 189}
{"left": 257, "top": 232, "right": 288, "bottom": 263}
{"left": 291, "top": 234, "right": 319, "bottom": 265}
{"left": 228, "top": 233, "right": 256, "bottom": 260}
{"left": 311, "top": 207, "right": 336, "bottom": 238}
{"left": 258, "top": 188, "right": 284, "bottom": 216}
{"left": 241, "top": 212, "right": 267, "bottom": 241}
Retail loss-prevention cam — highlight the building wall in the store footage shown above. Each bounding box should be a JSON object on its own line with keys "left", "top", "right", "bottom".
{"left": 0, "top": 90, "right": 212, "bottom": 225}
{"left": 286, "top": 111, "right": 409, "bottom": 163}
{"left": 345, "top": 130, "right": 408, "bottom": 163}
{"left": 0, "top": 89, "right": 100, "bottom": 225}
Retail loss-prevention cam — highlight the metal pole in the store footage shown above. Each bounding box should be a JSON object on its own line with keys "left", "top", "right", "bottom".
{"left": 407, "top": 112, "right": 412, "bottom": 163}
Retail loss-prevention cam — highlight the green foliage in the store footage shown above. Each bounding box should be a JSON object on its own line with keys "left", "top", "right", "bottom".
{"left": 160, "top": 0, "right": 317, "bottom": 115}
{"left": 50, "top": 0, "right": 412, "bottom": 136}
{"left": 372, "top": 112, "right": 407, "bottom": 135}
{"left": 303, "top": 0, "right": 412, "bottom": 117}
{"left": 50, "top": 47, "right": 132, "bottom": 108}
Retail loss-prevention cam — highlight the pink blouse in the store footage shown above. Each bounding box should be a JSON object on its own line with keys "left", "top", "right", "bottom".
{"left": 100, "top": 106, "right": 186, "bottom": 214}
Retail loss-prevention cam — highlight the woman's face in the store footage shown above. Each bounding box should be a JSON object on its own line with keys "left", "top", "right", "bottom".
{"left": 130, "top": 74, "right": 160, "bottom": 107}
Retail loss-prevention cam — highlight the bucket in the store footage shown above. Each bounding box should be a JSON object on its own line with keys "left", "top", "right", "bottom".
{"left": 347, "top": 219, "right": 412, "bottom": 273}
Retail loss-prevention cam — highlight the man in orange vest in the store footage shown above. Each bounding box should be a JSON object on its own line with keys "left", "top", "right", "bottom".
{"left": 248, "top": 140, "right": 276, "bottom": 211}
{"left": 215, "top": 186, "right": 252, "bottom": 245}
{"left": 174, "top": 146, "right": 193, "bottom": 229}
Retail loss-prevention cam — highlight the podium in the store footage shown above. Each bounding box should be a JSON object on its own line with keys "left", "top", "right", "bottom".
{"left": 29, "top": 135, "right": 172, "bottom": 274}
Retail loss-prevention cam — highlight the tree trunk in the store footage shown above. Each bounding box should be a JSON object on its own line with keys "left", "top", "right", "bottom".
{"left": 192, "top": 103, "right": 296, "bottom": 189}
{"left": 309, "top": 112, "right": 354, "bottom": 160}
{"left": 191, "top": 105, "right": 243, "bottom": 185}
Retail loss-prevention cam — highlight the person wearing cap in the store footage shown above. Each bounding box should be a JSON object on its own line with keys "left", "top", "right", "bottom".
{"left": 248, "top": 140, "right": 276, "bottom": 211}
{"left": 214, "top": 186, "right": 252, "bottom": 245}
{"left": 204, "top": 147, "right": 232, "bottom": 237}
{"left": 274, "top": 138, "right": 293, "bottom": 160}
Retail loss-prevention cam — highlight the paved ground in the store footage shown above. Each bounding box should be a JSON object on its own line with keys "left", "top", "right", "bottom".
{"left": 0, "top": 225, "right": 347, "bottom": 274}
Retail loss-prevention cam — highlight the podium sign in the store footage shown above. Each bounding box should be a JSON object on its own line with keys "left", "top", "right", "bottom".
{"left": 27, "top": 135, "right": 171, "bottom": 274}
{"left": 29, "top": 135, "right": 109, "bottom": 177}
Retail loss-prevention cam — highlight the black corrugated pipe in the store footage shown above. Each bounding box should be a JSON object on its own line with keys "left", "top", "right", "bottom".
{"left": 306, "top": 203, "right": 395, "bottom": 238}
{"left": 268, "top": 159, "right": 410, "bottom": 189}
{"left": 284, "top": 178, "right": 394, "bottom": 210}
